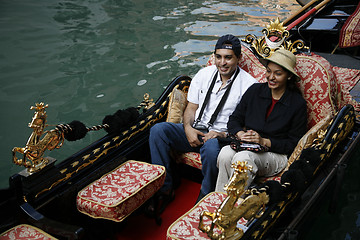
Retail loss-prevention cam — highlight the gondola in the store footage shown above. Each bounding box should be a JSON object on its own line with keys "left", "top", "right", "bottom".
{"left": 1, "top": 3, "right": 360, "bottom": 240}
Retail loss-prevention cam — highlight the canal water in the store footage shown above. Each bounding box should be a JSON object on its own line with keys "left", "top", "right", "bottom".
{"left": 0, "top": 0, "right": 359, "bottom": 239}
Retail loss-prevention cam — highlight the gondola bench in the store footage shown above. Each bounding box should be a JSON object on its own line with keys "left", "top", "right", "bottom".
{"left": 167, "top": 46, "right": 341, "bottom": 179}
{"left": 165, "top": 47, "right": 351, "bottom": 239}
{"left": 76, "top": 160, "right": 165, "bottom": 222}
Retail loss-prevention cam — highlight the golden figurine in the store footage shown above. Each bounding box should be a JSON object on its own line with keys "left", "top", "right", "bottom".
{"left": 12, "top": 103, "right": 64, "bottom": 173}
{"left": 199, "top": 161, "right": 269, "bottom": 240}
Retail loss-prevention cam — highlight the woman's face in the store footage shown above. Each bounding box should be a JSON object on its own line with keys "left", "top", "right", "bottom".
{"left": 265, "top": 61, "right": 291, "bottom": 93}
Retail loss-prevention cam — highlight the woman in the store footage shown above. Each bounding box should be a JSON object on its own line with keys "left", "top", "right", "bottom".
{"left": 215, "top": 48, "right": 307, "bottom": 192}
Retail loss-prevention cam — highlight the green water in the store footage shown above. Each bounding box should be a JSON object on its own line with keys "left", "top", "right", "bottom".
{"left": 0, "top": 0, "right": 359, "bottom": 239}
{"left": 0, "top": 0, "right": 297, "bottom": 187}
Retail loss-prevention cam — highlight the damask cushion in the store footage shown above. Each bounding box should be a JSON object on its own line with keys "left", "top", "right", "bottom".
{"left": 0, "top": 224, "right": 57, "bottom": 240}
{"left": 167, "top": 192, "right": 248, "bottom": 240}
{"left": 295, "top": 53, "right": 338, "bottom": 128}
{"left": 166, "top": 87, "right": 188, "bottom": 123}
{"left": 238, "top": 47, "right": 267, "bottom": 82}
{"left": 77, "top": 160, "right": 165, "bottom": 222}
{"left": 332, "top": 66, "right": 360, "bottom": 111}
{"left": 176, "top": 152, "right": 202, "bottom": 170}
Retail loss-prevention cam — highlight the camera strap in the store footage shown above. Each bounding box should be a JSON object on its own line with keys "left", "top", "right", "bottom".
{"left": 195, "top": 66, "right": 240, "bottom": 128}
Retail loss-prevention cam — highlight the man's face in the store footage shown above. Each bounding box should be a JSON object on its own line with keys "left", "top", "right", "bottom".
{"left": 214, "top": 48, "right": 240, "bottom": 81}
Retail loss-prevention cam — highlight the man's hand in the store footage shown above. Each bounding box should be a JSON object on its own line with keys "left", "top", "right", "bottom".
{"left": 184, "top": 126, "right": 204, "bottom": 147}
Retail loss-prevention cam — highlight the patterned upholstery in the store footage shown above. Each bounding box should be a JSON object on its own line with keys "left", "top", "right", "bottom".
{"left": 338, "top": 1, "right": 360, "bottom": 48}
{"left": 295, "top": 53, "right": 337, "bottom": 128}
{"left": 167, "top": 192, "right": 248, "bottom": 240}
{"left": 168, "top": 115, "right": 333, "bottom": 239}
{"left": 176, "top": 152, "right": 202, "bottom": 170}
{"left": 77, "top": 160, "right": 165, "bottom": 222}
{"left": 332, "top": 66, "right": 360, "bottom": 111}
{"left": 0, "top": 224, "right": 57, "bottom": 240}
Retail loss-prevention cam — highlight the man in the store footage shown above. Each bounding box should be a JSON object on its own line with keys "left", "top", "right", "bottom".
{"left": 148, "top": 34, "right": 257, "bottom": 211}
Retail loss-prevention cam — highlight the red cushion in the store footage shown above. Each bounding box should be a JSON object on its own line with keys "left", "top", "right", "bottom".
{"left": 0, "top": 224, "right": 56, "bottom": 240}
{"left": 295, "top": 53, "right": 337, "bottom": 128}
{"left": 177, "top": 152, "right": 202, "bottom": 170}
{"left": 332, "top": 66, "right": 360, "bottom": 111}
{"left": 77, "top": 160, "right": 165, "bottom": 222}
{"left": 238, "top": 47, "right": 267, "bottom": 82}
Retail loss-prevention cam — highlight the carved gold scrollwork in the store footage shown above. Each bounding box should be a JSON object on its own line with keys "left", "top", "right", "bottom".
{"left": 242, "top": 18, "right": 308, "bottom": 58}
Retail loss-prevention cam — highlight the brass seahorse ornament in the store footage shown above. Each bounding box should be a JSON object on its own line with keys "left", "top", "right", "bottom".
{"left": 12, "top": 102, "right": 64, "bottom": 173}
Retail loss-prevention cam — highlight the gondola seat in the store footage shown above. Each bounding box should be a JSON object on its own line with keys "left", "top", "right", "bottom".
{"left": 165, "top": 48, "right": 349, "bottom": 239}
{"left": 168, "top": 47, "right": 340, "bottom": 174}
{"left": 76, "top": 160, "right": 165, "bottom": 222}
{"left": 0, "top": 224, "right": 57, "bottom": 240}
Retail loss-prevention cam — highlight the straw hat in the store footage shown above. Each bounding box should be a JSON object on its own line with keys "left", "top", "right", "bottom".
{"left": 261, "top": 48, "right": 300, "bottom": 78}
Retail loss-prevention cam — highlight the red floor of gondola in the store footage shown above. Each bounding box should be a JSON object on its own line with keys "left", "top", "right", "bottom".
{"left": 115, "top": 178, "right": 201, "bottom": 240}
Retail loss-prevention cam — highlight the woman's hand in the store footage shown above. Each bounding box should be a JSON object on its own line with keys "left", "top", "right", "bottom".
{"left": 239, "top": 130, "right": 260, "bottom": 143}
{"left": 237, "top": 130, "right": 271, "bottom": 147}
{"left": 202, "top": 131, "right": 226, "bottom": 143}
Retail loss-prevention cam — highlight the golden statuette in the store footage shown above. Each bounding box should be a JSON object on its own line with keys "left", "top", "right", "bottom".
{"left": 199, "top": 161, "right": 269, "bottom": 240}
{"left": 12, "top": 102, "right": 64, "bottom": 173}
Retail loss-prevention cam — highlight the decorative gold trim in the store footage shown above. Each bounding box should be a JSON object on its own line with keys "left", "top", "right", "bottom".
{"left": 242, "top": 18, "right": 308, "bottom": 58}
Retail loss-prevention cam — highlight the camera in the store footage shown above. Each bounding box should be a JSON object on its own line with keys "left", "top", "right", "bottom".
{"left": 194, "top": 124, "right": 208, "bottom": 142}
